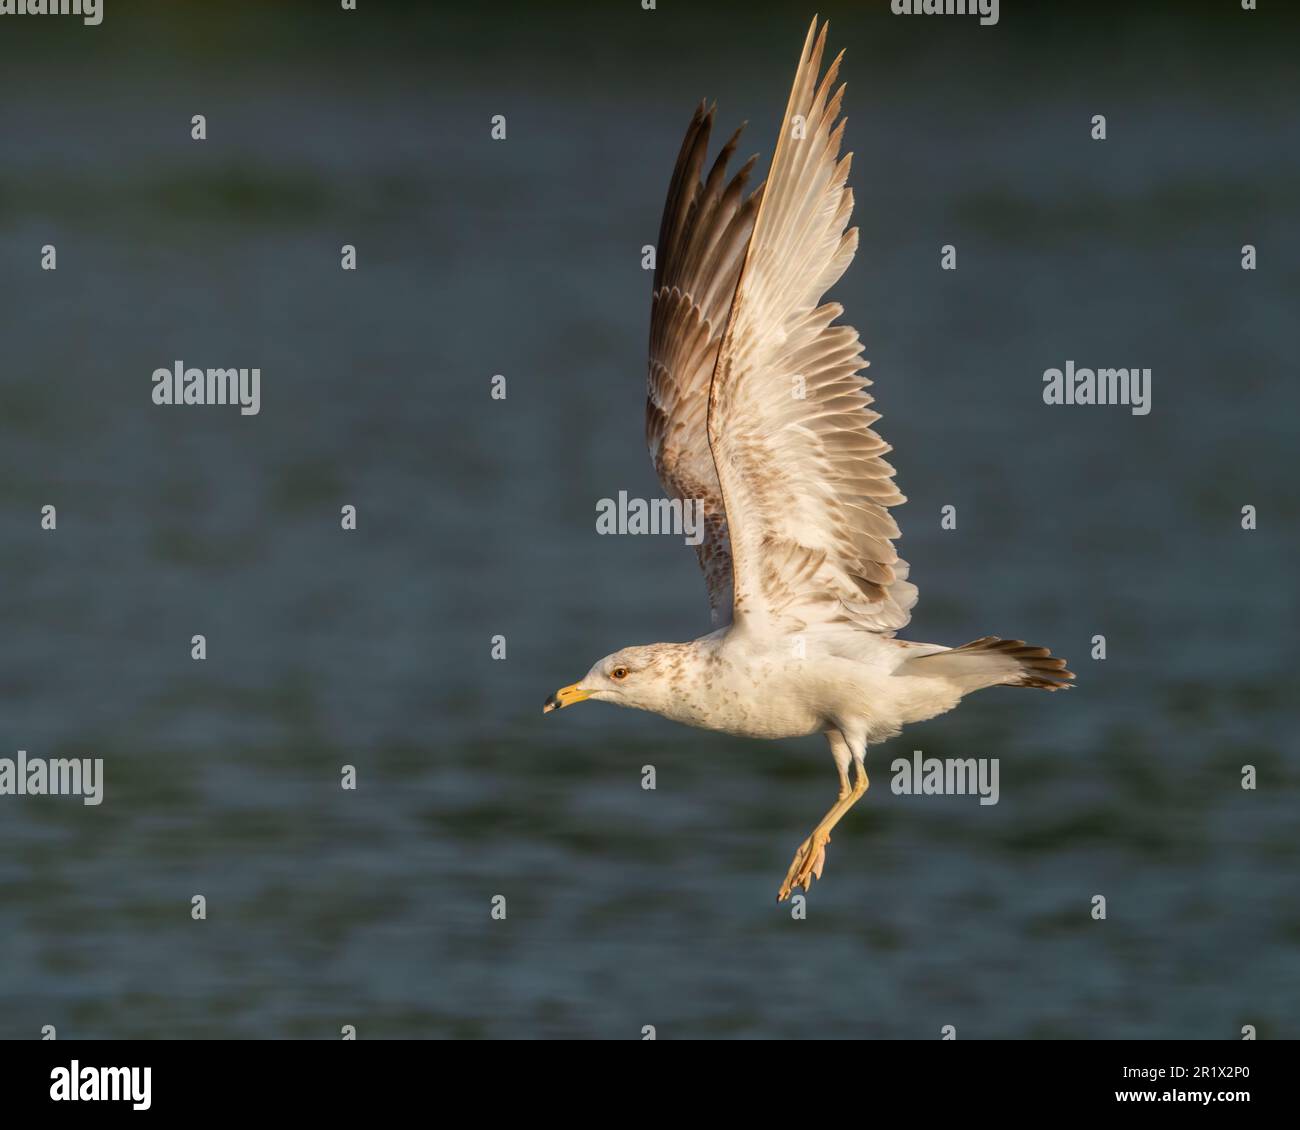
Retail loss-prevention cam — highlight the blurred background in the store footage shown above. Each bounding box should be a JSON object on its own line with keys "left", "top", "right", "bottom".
{"left": 0, "top": 0, "right": 1296, "bottom": 1038}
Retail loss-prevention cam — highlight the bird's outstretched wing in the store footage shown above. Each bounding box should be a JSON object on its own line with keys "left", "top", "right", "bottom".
{"left": 647, "top": 104, "right": 762, "bottom": 627}
{"left": 706, "top": 17, "right": 917, "bottom": 635}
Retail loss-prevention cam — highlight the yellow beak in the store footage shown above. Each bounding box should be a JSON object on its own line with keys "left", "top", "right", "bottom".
{"left": 543, "top": 683, "right": 591, "bottom": 714}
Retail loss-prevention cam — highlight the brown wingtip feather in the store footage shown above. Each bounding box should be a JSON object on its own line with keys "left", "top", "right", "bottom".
{"left": 952, "top": 636, "right": 1077, "bottom": 691}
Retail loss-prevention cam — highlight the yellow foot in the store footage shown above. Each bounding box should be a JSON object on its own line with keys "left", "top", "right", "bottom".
{"left": 776, "top": 830, "right": 830, "bottom": 901}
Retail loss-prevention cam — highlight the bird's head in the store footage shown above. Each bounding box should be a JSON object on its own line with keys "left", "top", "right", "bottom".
{"left": 543, "top": 644, "right": 685, "bottom": 717}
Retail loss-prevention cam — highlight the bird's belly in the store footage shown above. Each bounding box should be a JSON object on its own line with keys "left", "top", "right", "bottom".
{"left": 701, "top": 702, "right": 823, "bottom": 741}
{"left": 666, "top": 660, "right": 826, "bottom": 739}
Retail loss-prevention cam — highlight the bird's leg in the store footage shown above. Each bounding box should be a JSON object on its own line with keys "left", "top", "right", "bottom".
{"left": 777, "top": 770, "right": 869, "bottom": 900}
{"left": 836, "top": 756, "right": 851, "bottom": 801}
{"left": 778, "top": 732, "right": 868, "bottom": 901}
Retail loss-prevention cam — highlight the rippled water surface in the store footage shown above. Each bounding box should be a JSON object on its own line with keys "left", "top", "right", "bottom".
{"left": 1, "top": 3, "right": 1297, "bottom": 1038}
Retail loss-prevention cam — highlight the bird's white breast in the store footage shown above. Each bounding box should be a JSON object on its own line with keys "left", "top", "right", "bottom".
{"left": 648, "top": 627, "right": 959, "bottom": 744}
{"left": 652, "top": 631, "right": 840, "bottom": 739}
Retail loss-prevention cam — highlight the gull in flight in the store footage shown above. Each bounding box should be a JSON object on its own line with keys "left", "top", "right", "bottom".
{"left": 545, "top": 17, "right": 1073, "bottom": 901}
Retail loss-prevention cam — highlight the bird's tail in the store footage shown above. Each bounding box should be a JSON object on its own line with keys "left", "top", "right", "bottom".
{"left": 901, "top": 636, "right": 1074, "bottom": 693}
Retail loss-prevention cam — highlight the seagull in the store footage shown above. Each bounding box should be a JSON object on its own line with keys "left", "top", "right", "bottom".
{"left": 544, "top": 16, "right": 1073, "bottom": 901}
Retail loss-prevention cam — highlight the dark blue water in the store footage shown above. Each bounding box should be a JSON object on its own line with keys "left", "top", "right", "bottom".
{"left": 0, "top": 2, "right": 1296, "bottom": 1038}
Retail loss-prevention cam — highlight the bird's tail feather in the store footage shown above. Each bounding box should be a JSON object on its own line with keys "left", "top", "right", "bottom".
{"left": 901, "top": 636, "right": 1074, "bottom": 693}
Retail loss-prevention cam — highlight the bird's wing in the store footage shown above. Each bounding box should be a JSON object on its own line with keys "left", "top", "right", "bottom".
{"left": 706, "top": 18, "right": 917, "bottom": 636}
{"left": 647, "top": 103, "right": 763, "bottom": 627}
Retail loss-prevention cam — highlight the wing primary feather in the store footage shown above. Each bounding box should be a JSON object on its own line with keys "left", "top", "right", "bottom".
{"left": 698, "top": 18, "right": 919, "bottom": 636}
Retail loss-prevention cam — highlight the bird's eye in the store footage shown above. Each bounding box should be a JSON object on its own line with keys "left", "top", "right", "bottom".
{"left": 611, "top": 666, "right": 630, "bottom": 681}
